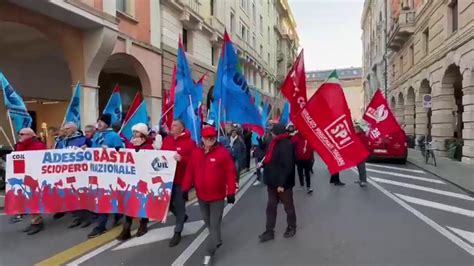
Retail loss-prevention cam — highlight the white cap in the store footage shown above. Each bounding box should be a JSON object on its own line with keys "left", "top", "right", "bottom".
{"left": 132, "top": 123, "right": 149, "bottom": 136}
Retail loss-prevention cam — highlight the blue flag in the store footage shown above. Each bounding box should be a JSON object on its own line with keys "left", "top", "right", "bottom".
{"left": 0, "top": 72, "right": 32, "bottom": 134}
{"left": 211, "top": 32, "right": 264, "bottom": 136}
{"left": 103, "top": 85, "right": 122, "bottom": 125}
{"left": 64, "top": 83, "right": 81, "bottom": 128}
{"left": 120, "top": 101, "right": 148, "bottom": 140}
{"left": 281, "top": 101, "right": 290, "bottom": 125}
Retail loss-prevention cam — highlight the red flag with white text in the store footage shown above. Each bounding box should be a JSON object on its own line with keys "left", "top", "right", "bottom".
{"left": 292, "top": 71, "right": 369, "bottom": 175}
{"left": 281, "top": 49, "right": 308, "bottom": 121}
{"left": 363, "top": 89, "right": 402, "bottom": 140}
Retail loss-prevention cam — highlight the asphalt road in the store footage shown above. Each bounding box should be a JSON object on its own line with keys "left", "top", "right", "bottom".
{"left": 0, "top": 156, "right": 473, "bottom": 266}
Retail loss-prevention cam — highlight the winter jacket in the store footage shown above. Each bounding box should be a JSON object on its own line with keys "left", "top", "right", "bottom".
{"left": 125, "top": 138, "right": 154, "bottom": 150}
{"left": 15, "top": 137, "right": 47, "bottom": 152}
{"left": 91, "top": 128, "right": 124, "bottom": 148}
{"left": 182, "top": 144, "right": 236, "bottom": 202}
{"left": 263, "top": 136, "right": 295, "bottom": 189}
{"left": 161, "top": 130, "right": 196, "bottom": 185}
{"left": 230, "top": 136, "right": 246, "bottom": 164}
{"left": 291, "top": 132, "right": 314, "bottom": 161}
{"left": 63, "top": 131, "right": 91, "bottom": 148}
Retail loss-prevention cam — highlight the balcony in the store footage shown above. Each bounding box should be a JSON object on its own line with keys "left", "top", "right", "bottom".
{"left": 388, "top": 9, "right": 416, "bottom": 51}
{"left": 277, "top": 52, "right": 284, "bottom": 63}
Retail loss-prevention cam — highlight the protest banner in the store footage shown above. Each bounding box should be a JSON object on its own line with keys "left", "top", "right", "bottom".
{"left": 5, "top": 148, "right": 177, "bottom": 222}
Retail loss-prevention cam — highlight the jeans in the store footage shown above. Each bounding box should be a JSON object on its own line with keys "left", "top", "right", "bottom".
{"left": 357, "top": 162, "right": 367, "bottom": 182}
{"left": 199, "top": 199, "right": 225, "bottom": 256}
{"left": 265, "top": 187, "right": 296, "bottom": 232}
{"left": 169, "top": 185, "right": 187, "bottom": 233}
{"left": 255, "top": 158, "right": 263, "bottom": 182}
{"left": 296, "top": 160, "right": 312, "bottom": 188}
{"left": 95, "top": 213, "right": 123, "bottom": 232}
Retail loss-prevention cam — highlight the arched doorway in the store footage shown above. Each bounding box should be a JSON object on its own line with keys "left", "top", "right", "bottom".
{"left": 390, "top": 96, "right": 396, "bottom": 111}
{"left": 442, "top": 65, "right": 464, "bottom": 139}
{"left": 98, "top": 53, "right": 150, "bottom": 127}
{"left": 405, "top": 87, "right": 416, "bottom": 135}
{"left": 0, "top": 22, "right": 72, "bottom": 140}
{"left": 396, "top": 92, "right": 405, "bottom": 125}
{"left": 417, "top": 79, "right": 432, "bottom": 138}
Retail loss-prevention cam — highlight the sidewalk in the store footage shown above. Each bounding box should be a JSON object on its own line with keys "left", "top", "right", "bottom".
{"left": 407, "top": 148, "right": 474, "bottom": 194}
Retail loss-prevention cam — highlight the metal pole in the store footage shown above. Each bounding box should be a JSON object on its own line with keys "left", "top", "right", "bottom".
{"left": 188, "top": 95, "right": 198, "bottom": 142}
{"left": 0, "top": 126, "right": 13, "bottom": 149}
{"left": 6, "top": 111, "right": 17, "bottom": 145}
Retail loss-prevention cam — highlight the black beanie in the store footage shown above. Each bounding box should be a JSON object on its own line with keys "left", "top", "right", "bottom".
{"left": 98, "top": 113, "right": 112, "bottom": 126}
{"left": 271, "top": 123, "right": 286, "bottom": 135}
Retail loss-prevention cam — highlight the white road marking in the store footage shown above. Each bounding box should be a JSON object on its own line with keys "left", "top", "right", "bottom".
{"left": 350, "top": 169, "right": 473, "bottom": 255}
{"left": 113, "top": 220, "right": 205, "bottom": 251}
{"left": 66, "top": 241, "right": 119, "bottom": 266}
{"left": 395, "top": 194, "right": 474, "bottom": 218}
{"left": 367, "top": 168, "right": 445, "bottom": 184}
{"left": 171, "top": 174, "right": 256, "bottom": 266}
{"left": 371, "top": 177, "right": 474, "bottom": 201}
{"left": 366, "top": 163, "right": 425, "bottom": 174}
{"left": 0, "top": 213, "right": 5, "bottom": 216}
{"left": 447, "top": 227, "right": 474, "bottom": 245}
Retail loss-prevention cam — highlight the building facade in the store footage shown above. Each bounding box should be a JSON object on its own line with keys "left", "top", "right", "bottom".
{"left": 0, "top": 0, "right": 299, "bottom": 146}
{"left": 362, "top": 0, "right": 474, "bottom": 164}
{"left": 306, "top": 67, "right": 365, "bottom": 120}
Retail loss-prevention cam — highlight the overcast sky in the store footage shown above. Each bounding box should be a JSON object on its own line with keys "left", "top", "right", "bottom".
{"left": 288, "top": 0, "right": 364, "bottom": 71}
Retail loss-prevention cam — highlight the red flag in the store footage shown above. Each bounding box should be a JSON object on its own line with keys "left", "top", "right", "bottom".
{"left": 363, "top": 89, "right": 402, "bottom": 140}
{"left": 89, "top": 176, "right": 98, "bottom": 185}
{"left": 117, "top": 177, "right": 127, "bottom": 189}
{"left": 152, "top": 176, "right": 163, "bottom": 184}
{"left": 54, "top": 179, "right": 63, "bottom": 187}
{"left": 124, "top": 92, "right": 143, "bottom": 125}
{"left": 66, "top": 176, "right": 76, "bottom": 184}
{"left": 292, "top": 71, "right": 369, "bottom": 175}
{"left": 137, "top": 180, "right": 148, "bottom": 193}
{"left": 281, "top": 49, "right": 308, "bottom": 120}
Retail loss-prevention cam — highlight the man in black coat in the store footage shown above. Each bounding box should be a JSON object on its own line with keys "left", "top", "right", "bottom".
{"left": 259, "top": 123, "right": 297, "bottom": 242}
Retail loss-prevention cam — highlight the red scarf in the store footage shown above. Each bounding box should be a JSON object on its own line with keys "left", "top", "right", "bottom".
{"left": 263, "top": 133, "right": 290, "bottom": 165}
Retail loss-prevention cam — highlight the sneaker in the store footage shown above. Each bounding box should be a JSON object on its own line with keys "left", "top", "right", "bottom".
{"left": 88, "top": 228, "right": 106, "bottom": 239}
{"left": 68, "top": 219, "right": 82, "bottom": 229}
{"left": 53, "top": 212, "right": 65, "bottom": 220}
{"left": 359, "top": 181, "right": 367, "bottom": 187}
{"left": 27, "top": 223, "right": 44, "bottom": 235}
{"left": 258, "top": 230, "right": 275, "bottom": 243}
{"left": 283, "top": 227, "right": 296, "bottom": 238}
{"left": 169, "top": 232, "right": 182, "bottom": 247}
{"left": 9, "top": 215, "right": 23, "bottom": 224}
{"left": 202, "top": 255, "right": 213, "bottom": 265}
{"left": 307, "top": 187, "right": 313, "bottom": 194}
{"left": 253, "top": 180, "right": 261, "bottom": 186}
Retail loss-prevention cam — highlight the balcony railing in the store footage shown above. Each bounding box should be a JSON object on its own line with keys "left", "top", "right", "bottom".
{"left": 388, "top": 9, "right": 416, "bottom": 51}
{"left": 185, "top": 0, "right": 200, "bottom": 14}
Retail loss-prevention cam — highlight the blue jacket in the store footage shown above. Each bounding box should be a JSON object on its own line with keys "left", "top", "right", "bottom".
{"left": 64, "top": 131, "right": 91, "bottom": 148}
{"left": 55, "top": 137, "right": 66, "bottom": 149}
{"left": 92, "top": 128, "right": 124, "bottom": 148}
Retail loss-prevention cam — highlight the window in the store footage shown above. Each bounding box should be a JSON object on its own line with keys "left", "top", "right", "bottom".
{"left": 423, "top": 27, "right": 429, "bottom": 55}
{"left": 267, "top": 0, "right": 270, "bottom": 15}
{"left": 182, "top": 28, "right": 188, "bottom": 52}
{"left": 252, "top": 2, "right": 256, "bottom": 23}
{"left": 241, "top": 24, "right": 247, "bottom": 42}
{"left": 260, "top": 15, "right": 263, "bottom": 34}
{"left": 449, "top": 0, "right": 458, "bottom": 33}
{"left": 211, "top": 46, "right": 219, "bottom": 66}
{"left": 399, "top": 55, "right": 403, "bottom": 74}
{"left": 116, "top": 0, "right": 126, "bottom": 12}
{"left": 252, "top": 35, "right": 256, "bottom": 49}
{"left": 230, "top": 13, "right": 235, "bottom": 33}
{"left": 260, "top": 45, "right": 263, "bottom": 56}
{"left": 409, "top": 44, "right": 414, "bottom": 67}
{"left": 267, "top": 26, "right": 270, "bottom": 43}
{"left": 210, "top": 0, "right": 214, "bottom": 16}
{"left": 267, "top": 52, "right": 270, "bottom": 63}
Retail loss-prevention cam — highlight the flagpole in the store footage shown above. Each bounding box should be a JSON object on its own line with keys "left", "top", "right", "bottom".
{"left": 6, "top": 111, "right": 17, "bottom": 145}
{"left": 160, "top": 104, "right": 174, "bottom": 122}
{"left": 188, "top": 95, "right": 198, "bottom": 142}
{"left": 0, "top": 126, "right": 13, "bottom": 149}
{"left": 217, "top": 98, "right": 222, "bottom": 139}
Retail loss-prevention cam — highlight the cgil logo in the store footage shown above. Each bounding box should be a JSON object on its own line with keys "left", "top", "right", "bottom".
{"left": 151, "top": 156, "right": 169, "bottom": 171}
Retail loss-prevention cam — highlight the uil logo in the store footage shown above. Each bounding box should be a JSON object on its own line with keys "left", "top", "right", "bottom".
{"left": 366, "top": 105, "right": 388, "bottom": 123}
{"left": 151, "top": 156, "right": 169, "bottom": 172}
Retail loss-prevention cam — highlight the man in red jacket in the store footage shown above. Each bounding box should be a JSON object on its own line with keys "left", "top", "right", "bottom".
{"left": 161, "top": 119, "right": 196, "bottom": 247}
{"left": 182, "top": 126, "right": 236, "bottom": 266}
{"left": 15, "top": 128, "right": 47, "bottom": 235}
{"left": 291, "top": 131, "right": 314, "bottom": 194}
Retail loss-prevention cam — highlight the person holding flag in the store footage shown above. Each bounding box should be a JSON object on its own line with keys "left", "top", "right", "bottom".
{"left": 87, "top": 113, "right": 124, "bottom": 238}
{"left": 116, "top": 123, "right": 153, "bottom": 241}
{"left": 161, "top": 119, "right": 196, "bottom": 247}
{"left": 182, "top": 126, "right": 236, "bottom": 265}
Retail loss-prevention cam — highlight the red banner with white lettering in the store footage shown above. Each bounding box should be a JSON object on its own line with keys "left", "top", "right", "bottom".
{"left": 292, "top": 76, "right": 369, "bottom": 175}
{"left": 363, "top": 89, "right": 402, "bottom": 140}
{"left": 281, "top": 49, "right": 307, "bottom": 120}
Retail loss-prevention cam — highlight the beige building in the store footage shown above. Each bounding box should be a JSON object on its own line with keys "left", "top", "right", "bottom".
{"left": 306, "top": 67, "right": 365, "bottom": 120}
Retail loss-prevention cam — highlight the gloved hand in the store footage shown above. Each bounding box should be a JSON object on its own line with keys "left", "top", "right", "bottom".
{"left": 183, "top": 191, "right": 189, "bottom": 202}
{"left": 115, "top": 147, "right": 121, "bottom": 152}
{"left": 227, "top": 194, "right": 235, "bottom": 204}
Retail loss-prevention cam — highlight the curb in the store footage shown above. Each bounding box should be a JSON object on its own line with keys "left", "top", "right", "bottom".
{"left": 407, "top": 159, "right": 474, "bottom": 196}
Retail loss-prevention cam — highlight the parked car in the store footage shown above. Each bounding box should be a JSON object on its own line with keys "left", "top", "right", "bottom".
{"left": 367, "top": 130, "right": 408, "bottom": 164}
